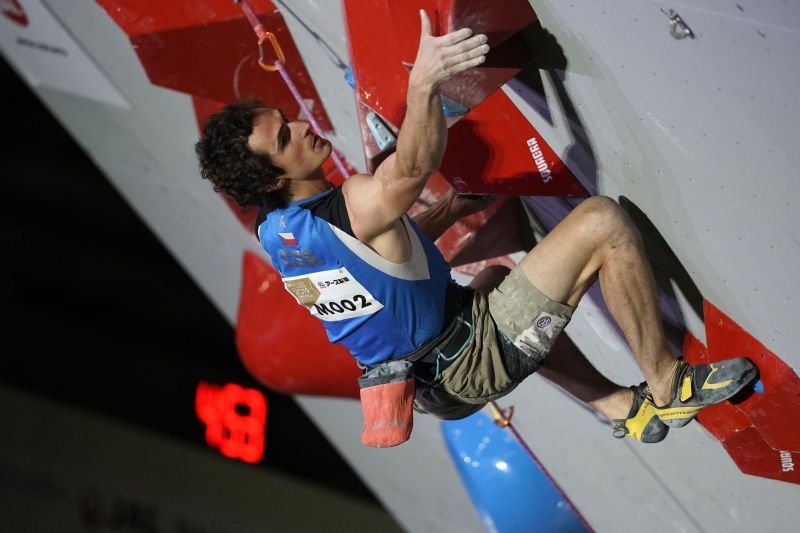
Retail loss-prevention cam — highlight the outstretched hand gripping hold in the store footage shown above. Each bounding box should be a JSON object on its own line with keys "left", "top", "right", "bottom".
{"left": 412, "top": 10, "right": 489, "bottom": 88}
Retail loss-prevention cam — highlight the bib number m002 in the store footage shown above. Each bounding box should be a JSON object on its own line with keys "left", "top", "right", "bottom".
{"left": 282, "top": 267, "right": 383, "bottom": 322}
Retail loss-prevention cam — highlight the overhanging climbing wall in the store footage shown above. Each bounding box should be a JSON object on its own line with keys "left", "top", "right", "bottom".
{"left": 686, "top": 302, "right": 800, "bottom": 484}
{"left": 22, "top": 0, "right": 800, "bottom": 530}
{"left": 343, "top": 0, "right": 588, "bottom": 196}
{"left": 96, "top": 0, "right": 332, "bottom": 131}
{"left": 97, "top": 0, "right": 346, "bottom": 232}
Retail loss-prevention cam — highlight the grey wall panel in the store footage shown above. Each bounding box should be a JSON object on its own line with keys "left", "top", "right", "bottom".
{"left": 6, "top": 0, "right": 798, "bottom": 531}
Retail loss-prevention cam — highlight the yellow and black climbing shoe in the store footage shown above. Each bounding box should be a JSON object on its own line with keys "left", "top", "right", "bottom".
{"left": 612, "top": 382, "right": 669, "bottom": 443}
{"left": 654, "top": 358, "right": 758, "bottom": 428}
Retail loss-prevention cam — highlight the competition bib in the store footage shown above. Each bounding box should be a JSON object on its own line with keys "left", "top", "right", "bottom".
{"left": 282, "top": 267, "right": 384, "bottom": 322}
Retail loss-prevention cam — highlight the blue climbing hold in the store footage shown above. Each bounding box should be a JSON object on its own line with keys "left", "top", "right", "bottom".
{"left": 441, "top": 411, "right": 588, "bottom": 532}
{"left": 441, "top": 94, "right": 469, "bottom": 117}
{"left": 344, "top": 65, "right": 355, "bottom": 89}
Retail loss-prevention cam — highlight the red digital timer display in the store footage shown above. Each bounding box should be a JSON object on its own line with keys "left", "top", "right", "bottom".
{"left": 195, "top": 382, "right": 267, "bottom": 463}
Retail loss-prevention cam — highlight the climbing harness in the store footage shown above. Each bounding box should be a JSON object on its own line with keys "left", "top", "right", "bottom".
{"left": 234, "top": 0, "right": 350, "bottom": 179}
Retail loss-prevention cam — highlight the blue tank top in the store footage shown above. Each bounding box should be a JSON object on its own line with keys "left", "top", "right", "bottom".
{"left": 258, "top": 188, "right": 453, "bottom": 366}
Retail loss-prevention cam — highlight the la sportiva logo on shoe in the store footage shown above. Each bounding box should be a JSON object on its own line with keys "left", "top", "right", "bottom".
{"left": 1, "top": 0, "right": 28, "bottom": 26}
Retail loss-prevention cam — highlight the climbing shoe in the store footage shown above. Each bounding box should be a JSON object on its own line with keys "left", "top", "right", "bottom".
{"left": 612, "top": 382, "right": 669, "bottom": 443}
{"left": 654, "top": 358, "right": 758, "bottom": 428}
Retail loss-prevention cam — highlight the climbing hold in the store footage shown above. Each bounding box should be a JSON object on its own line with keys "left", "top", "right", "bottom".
{"left": 366, "top": 111, "right": 397, "bottom": 150}
{"left": 441, "top": 94, "right": 469, "bottom": 118}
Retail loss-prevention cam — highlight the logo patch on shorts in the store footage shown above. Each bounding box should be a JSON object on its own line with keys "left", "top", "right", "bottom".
{"left": 514, "top": 311, "right": 566, "bottom": 360}
{"left": 535, "top": 313, "right": 555, "bottom": 330}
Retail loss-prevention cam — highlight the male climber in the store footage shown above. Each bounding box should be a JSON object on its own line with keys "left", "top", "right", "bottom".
{"left": 195, "top": 11, "right": 757, "bottom": 442}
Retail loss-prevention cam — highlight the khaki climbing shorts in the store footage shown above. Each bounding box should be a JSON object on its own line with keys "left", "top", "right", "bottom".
{"left": 414, "top": 267, "right": 574, "bottom": 420}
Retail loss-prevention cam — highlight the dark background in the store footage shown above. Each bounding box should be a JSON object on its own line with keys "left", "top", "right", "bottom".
{"left": 0, "top": 53, "right": 375, "bottom": 505}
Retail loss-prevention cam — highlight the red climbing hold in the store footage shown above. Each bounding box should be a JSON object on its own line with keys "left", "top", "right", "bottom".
{"left": 343, "top": 0, "right": 588, "bottom": 196}
{"left": 236, "top": 251, "right": 361, "bottom": 398}
{"left": 684, "top": 301, "right": 800, "bottom": 484}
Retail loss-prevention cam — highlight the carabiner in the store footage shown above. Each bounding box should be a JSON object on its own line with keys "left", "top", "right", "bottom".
{"left": 258, "top": 31, "right": 286, "bottom": 72}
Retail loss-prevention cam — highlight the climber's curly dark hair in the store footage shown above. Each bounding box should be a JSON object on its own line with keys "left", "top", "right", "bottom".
{"left": 195, "top": 100, "right": 288, "bottom": 211}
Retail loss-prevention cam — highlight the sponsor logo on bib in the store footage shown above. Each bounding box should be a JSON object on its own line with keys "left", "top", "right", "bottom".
{"left": 284, "top": 277, "right": 320, "bottom": 306}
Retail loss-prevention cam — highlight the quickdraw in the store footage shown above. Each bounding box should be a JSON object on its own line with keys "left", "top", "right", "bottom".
{"left": 234, "top": 0, "right": 350, "bottom": 179}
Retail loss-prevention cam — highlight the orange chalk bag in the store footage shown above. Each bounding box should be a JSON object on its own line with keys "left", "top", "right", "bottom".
{"left": 358, "top": 360, "right": 416, "bottom": 447}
